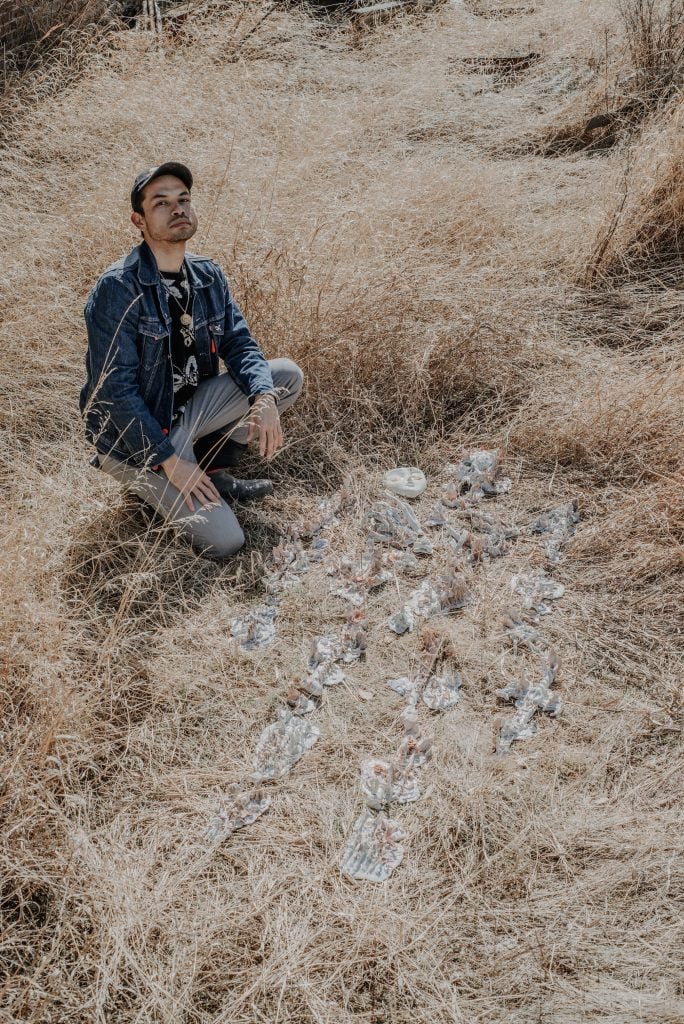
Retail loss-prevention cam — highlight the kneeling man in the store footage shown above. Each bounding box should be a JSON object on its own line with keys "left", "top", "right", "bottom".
{"left": 79, "top": 161, "right": 303, "bottom": 557}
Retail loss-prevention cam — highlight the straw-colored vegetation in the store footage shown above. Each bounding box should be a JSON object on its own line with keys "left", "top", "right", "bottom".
{"left": 1, "top": 1, "right": 682, "bottom": 1021}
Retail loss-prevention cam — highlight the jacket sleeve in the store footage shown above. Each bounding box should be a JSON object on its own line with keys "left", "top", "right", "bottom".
{"left": 215, "top": 267, "right": 274, "bottom": 398}
{"left": 83, "top": 276, "right": 176, "bottom": 467}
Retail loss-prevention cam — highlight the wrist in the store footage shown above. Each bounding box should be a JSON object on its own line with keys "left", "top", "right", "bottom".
{"left": 252, "top": 390, "right": 277, "bottom": 405}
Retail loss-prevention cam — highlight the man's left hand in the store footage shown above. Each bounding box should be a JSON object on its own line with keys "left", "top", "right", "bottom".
{"left": 246, "top": 394, "right": 283, "bottom": 460}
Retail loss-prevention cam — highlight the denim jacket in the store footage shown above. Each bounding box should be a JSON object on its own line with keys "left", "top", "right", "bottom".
{"left": 79, "top": 240, "right": 274, "bottom": 467}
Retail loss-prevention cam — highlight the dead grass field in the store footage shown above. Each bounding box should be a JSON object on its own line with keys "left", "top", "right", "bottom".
{"left": 1, "top": 1, "right": 682, "bottom": 1021}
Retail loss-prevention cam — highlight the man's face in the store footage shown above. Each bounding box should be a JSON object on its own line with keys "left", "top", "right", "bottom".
{"left": 131, "top": 174, "right": 198, "bottom": 242}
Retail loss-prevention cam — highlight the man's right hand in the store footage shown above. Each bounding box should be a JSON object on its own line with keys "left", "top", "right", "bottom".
{"left": 161, "top": 453, "right": 221, "bottom": 513}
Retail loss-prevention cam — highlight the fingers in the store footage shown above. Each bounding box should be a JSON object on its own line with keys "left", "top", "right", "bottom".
{"left": 192, "top": 473, "right": 221, "bottom": 509}
{"left": 191, "top": 490, "right": 218, "bottom": 510}
{"left": 272, "top": 419, "right": 284, "bottom": 458}
{"left": 246, "top": 415, "right": 258, "bottom": 443}
{"left": 246, "top": 403, "right": 284, "bottom": 460}
{"left": 260, "top": 424, "right": 278, "bottom": 460}
{"left": 259, "top": 411, "right": 283, "bottom": 460}
{"left": 203, "top": 474, "right": 221, "bottom": 503}
{"left": 179, "top": 469, "right": 221, "bottom": 513}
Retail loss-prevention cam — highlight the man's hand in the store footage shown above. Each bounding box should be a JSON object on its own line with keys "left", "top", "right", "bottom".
{"left": 246, "top": 394, "right": 283, "bottom": 460}
{"left": 161, "top": 453, "right": 221, "bottom": 513}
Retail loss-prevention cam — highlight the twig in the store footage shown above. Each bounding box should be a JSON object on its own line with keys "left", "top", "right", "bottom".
{"left": 230, "top": 1, "right": 279, "bottom": 57}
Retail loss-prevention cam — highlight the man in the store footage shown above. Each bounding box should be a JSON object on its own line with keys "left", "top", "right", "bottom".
{"left": 80, "top": 161, "right": 303, "bottom": 558}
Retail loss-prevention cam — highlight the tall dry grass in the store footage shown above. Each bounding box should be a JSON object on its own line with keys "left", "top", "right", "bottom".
{"left": 620, "top": 0, "right": 684, "bottom": 110}
{"left": 0, "top": 0, "right": 116, "bottom": 95}
{"left": 586, "top": 100, "right": 683, "bottom": 281}
{"left": 1, "top": 1, "right": 682, "bottom": 1021}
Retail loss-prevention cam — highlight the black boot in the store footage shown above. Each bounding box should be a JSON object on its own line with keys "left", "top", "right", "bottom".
{"left": 209, "top": 470, "right": 273, "bottom": 503}
{"left": 194, "top": 431, "right": 247, "bottom": 472}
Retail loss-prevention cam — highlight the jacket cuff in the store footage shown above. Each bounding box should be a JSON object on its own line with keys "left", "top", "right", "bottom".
{"left": 144, "top": 435, "right": 176, "bottom": 469}
{"left": 248, "top": 390, "right": 278, "bottom": 406}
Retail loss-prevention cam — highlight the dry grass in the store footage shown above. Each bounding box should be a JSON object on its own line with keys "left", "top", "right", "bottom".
{"left": 527, "top": 0, "right": 683, "bottom": 156}
{"left": 1, "top": 2, "right": 683, "bottom": 1022}
{"left": 586, "top": 100, "right": 683, "bottom": 281}
{"left": 0, "top": 0, "right": 116, "bottom": 95}
{"left": 620, "top": 0, "right": 684, "bottom": 109}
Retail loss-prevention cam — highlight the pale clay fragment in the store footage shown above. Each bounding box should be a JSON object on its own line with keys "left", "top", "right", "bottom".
{"left": 397, "top": 707, "right": 433, "bottom": 766}
{"left": 331, "top": 542, "right": 392, "bottom": 604}
{"left": 299, "top": 674, "right": 324, "bottom": 697}
{"left": 309, "top": 661, "right": 346, "bottom": 688}
{"left": 360, "top": 758, "right": 420, "bottom": 808}
{"left": 206, "top": 785, "right": 271, "bottom": 842}
{"left": 511, "top": 571, "right": 565, "bottom": 617}
{"left": 412, "top": 536, "right": 434, "bottom": 556}
{"left": 331, "top": 581, "right": 366, "bottom": 607}
{"left": 339, "top": 811, "right": 406, "bottom": 882}
{"left": 365, "top": 497, "right": 424, "bottom": 548}
{"left": 496, "top": 651, "right": 561, "bottom": 753}
{"left": 231, "top": 606, "right": 277, "bottom": 650}
{"left": 503, "top": 614, "right": 547, "bottom": 655}
{"left": 340, "top": 614, "right": 368, "bottom": 662}
{"left": 387, "top": 676, "right": 419, "bottom": 702}
{"left": 422, "top": 671, "right": 462, "bottom": 711}
{"left": 266, "top": 540, "right": 306, "bottom": 593}
{"left": 441, "top": 450, "right": 512, "bottom": 507}
{"left": 425, "top": 504, "right": 448, "bottom": 527}
{"left": 252, "top": 710, "right": 320, "bottom": 780}
{"left": 447, "top": 516, "right": 516, "bottom": 563}
{"left": 308, "top": 537, "right": 330, "bottom": 562}
{"left": 397, "top": 734, "right": 433, "bottom": 767}
{"left": 388, "top": 608, "right": 416, "bottom": 635}
{"left": 385, "top": 549, "right": 420, "bottom": 573}
{"left": 529, "top": 500, "right": 579, "bottom": 564}
{"left": 288, "top": 692, "right": 316, "bottom": 715}
{"left": 308, "top": 635, "right": 343, "bottom": 668}
{"left": 388, "top": 572, "right": 471, "bottom": 634}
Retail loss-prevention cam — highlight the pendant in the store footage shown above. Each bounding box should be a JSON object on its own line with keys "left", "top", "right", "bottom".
{"left": 180, "top": 313, "right": 192, "bottom": 327}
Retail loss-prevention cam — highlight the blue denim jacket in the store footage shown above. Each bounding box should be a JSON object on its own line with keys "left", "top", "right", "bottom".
{"left": 79, "top": 240, "right": 274, "bottom": 467}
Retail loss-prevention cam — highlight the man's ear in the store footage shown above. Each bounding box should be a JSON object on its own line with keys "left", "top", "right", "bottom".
{"left": 131, "top": 210, "right": 145, "bottom": 232}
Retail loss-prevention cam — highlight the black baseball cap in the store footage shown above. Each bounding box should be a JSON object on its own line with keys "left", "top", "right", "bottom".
{"left": 130, "top": 161, "right": 193, "bottom": 210}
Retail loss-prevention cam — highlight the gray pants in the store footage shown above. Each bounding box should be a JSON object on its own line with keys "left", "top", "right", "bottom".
{"left": 100, "top": 358, "right": 303, "bottom": 557}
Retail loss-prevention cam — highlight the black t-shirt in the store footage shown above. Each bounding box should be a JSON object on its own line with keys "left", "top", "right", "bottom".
{"left": 160, "top": 264, "right": 200, "bottom": 418}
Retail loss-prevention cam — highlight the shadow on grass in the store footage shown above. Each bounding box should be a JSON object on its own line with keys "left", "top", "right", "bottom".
{"left": 59, "top": 495, "right": 284, "bottom": 636}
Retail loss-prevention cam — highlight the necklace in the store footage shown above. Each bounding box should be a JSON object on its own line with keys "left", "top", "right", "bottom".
{"left": 161, "top": 265, "right": 194, "bottom": 328}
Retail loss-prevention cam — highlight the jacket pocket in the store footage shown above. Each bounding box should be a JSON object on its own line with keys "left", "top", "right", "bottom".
{"left": 138, "top": 316, "right": 168, "bottom": 373}
{"left": 208, "top": 321, "right": 224, "bottom": 373}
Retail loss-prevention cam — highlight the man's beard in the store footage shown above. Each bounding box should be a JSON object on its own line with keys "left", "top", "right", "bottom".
{"left": 149, "top": 218, "right": 198, "bottom": 242}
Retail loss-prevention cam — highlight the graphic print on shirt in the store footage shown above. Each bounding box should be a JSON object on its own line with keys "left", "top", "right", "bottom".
{"left": 173, "top": 354, "right": 199, "bottom": 394}
{"left": 161, "top": 265, "right": 201, "bottom": 417}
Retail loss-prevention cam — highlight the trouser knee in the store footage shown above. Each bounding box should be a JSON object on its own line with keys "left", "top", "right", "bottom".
{"left": 192, "top": 524, "right": 245, "bottom": 559}
{"left": 271, "top": 358, "right": 304, "bottom": 400}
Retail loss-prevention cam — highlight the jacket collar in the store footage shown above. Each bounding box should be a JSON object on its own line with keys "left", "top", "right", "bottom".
{"left": 127, "top": 240, "right": 214, "bottom": 289}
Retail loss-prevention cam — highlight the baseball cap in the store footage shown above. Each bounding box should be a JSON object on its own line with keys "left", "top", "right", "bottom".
{"left": 130, "top": 161, "right": 193, "bottom": 210}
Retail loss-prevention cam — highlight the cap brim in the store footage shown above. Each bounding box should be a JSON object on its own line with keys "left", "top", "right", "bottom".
{"left": 131, "top": 161, "right": 193, "bottom": 206}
